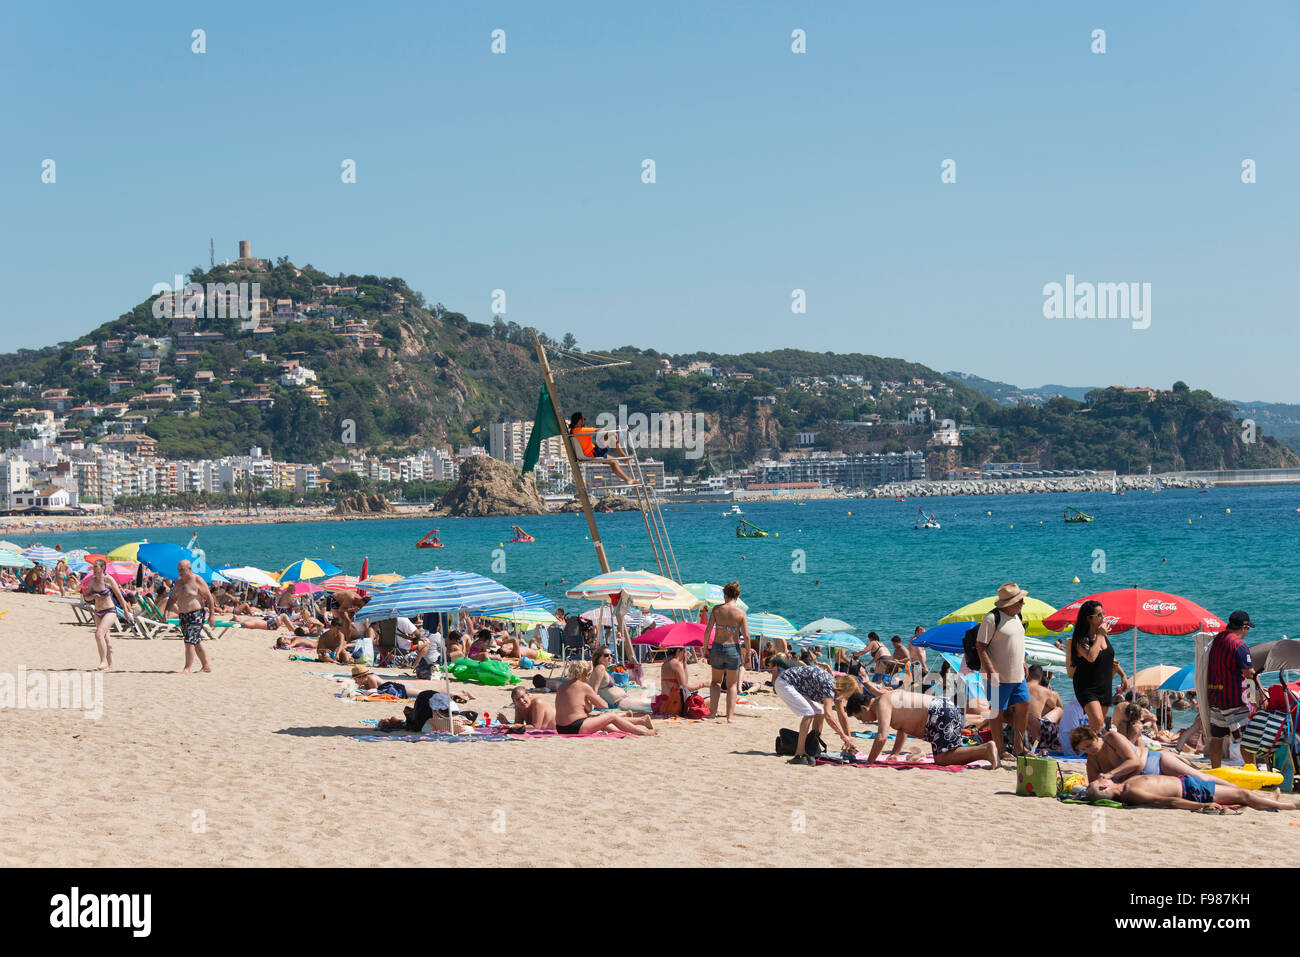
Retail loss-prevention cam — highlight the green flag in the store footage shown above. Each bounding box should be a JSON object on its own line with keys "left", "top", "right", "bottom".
{"left": 521, "top": 384, "right": 562, "bottom": 473}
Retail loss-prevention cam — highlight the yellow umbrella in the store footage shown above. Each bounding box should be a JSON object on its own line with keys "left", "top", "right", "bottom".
{"left": 939, "top": 595, "right": 1061, "bottom": 637}
{"left": 107, "top": 540, "right": 148, "bottom": 562}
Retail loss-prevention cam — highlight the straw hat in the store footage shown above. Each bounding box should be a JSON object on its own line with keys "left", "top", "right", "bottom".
{"left": 351, "top": 664, "right": 371, "bottom": 678}
{"left": 994, "top": 582, "right": 1029, "bottom": 609}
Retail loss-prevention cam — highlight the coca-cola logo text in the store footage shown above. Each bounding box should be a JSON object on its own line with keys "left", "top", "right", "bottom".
{"left": 1142, "top": 600, "right": 1179, "bottom": 617}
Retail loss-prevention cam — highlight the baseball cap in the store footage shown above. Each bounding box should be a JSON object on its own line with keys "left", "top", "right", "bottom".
{"left": 1228, "top": 610, "right": 1252, "bottom": 627}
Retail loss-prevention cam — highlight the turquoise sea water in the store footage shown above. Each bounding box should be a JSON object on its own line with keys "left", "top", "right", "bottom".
{"left": 13, "top": 486, "right": 1300, "bottom": 675}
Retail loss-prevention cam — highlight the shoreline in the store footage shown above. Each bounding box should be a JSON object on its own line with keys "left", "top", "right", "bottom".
{"left": 862, "top": 474, "right": 1213, "bottom": 499}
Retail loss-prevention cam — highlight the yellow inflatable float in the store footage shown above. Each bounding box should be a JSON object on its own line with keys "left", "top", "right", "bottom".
{"left": 1205, "top": 764, "right": 1283, "bottom": 790}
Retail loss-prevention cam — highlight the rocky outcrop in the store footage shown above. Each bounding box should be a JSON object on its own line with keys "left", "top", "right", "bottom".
{"left": 557, "top": 494, "right": 641, "bottom": 514}
{"left": 332, "top": 492, "right": 394, "bottom": 515}
{"left": 430, "top": 455, "right": 547, "bottom": 517}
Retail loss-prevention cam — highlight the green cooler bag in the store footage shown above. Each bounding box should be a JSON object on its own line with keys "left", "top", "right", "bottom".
{"left": 1016, "top": 755, "right": 1059, "bottom": 797}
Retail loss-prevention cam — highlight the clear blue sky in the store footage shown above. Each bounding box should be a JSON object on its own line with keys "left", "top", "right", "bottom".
{"left": 5, "top": 1, "right": 1298, "bottom": 400}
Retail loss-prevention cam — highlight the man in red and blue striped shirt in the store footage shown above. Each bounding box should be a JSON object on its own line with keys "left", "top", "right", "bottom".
{"left": 1206, "top": 611, "right": 1266, "bottom": 768}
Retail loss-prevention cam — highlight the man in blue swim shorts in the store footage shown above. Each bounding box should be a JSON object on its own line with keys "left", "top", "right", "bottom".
{"left": 1088, "top": 774, "right": 1300, "bottom": 811}
{"left": 976, "top": 583, "right": 1032, "bottom": 761}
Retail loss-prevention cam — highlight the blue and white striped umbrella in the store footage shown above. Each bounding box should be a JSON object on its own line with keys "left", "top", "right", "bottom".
{"left": 22, "top": 546, "right": 66, "bottom": 567}
{"left": 794, "top": 632, "right": 866, "bottom": 652}
{"left": 747, "top": 612, "right": 798, "bottom": 640}
{"left": 0, "top": 549, "right": 35, "bottom": 569}
{"left": 354, "top": 569, "right": 525, "bottom": 622}
{"left": 479, "top": 590, "right": 556, "bottom": 616}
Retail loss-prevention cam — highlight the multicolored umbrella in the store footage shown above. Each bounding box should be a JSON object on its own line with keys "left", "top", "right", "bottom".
{"left": 479, "top": 590, "right": 557, "bottom": 616}
{"left": 277, "top": 558, "right": 342, "bottom": 583}
{"left": 564, "top": 569, "right": 695, "bottom": 609}
{"left": 940, "top": 595, "right": 1062, "bottom": 638}
{"left": 357, "top": 573, "right": 404, "bottom": 591}
{"left": 1134, "top": 664, "right": 1182, "bottom": 693}
{"left": 0, "top": 549, "right": 35, "bottom": 569}
{"left": 794, "top": 632, "right": 866, "bottom": 652}
{"left": 21, "top": 546, "right": 65, "bottom": 567}
{"left": 319, "top": 575, "right": 361, "bottom": 592}
{"left": 1158, "top": 665, "right": 1196, "bottom": 692}
{"left": 218, "top": 566, "right": 281, "bottom": 589}
{"left": 107, "top": 541, "right": 148, "bottom": 562}
{"left": 681, "top": 582, "right": 749, "bottom": 611}
{"left": 490, "top": 608, "right": 559, "bottom": 626}
{"left": 747, "top": 612, "right": 798, "bottom": 640}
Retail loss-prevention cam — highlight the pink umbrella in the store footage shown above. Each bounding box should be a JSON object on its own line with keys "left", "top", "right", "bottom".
{"left": 319, "top": 575, "right": 360, "bottom": 592}
{"left": 634, "top": 622, "right": 707, "bottom": 648}
{"left": 288, "top": 582, "right": 324, "bottom": 596}
{"left": 103, "top": 561, "right": 139, "bottom": 584}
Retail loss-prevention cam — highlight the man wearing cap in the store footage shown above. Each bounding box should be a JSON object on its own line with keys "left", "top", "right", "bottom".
{"left": 1207, "top": 611, "right": 1266, "bottom": 768}
{"left": 351, "top": 664, "right": 408, "bottom": 698}
{"left": 977, "top": 582, "right": 1031, "bottom": 761}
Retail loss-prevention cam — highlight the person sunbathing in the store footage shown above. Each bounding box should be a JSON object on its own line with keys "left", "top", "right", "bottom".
{"left": 233, "top": 611, "right": 291, "bottom": 631}
{"left": 275, "top": 632, "right": 318, "bottom": 650}
{"left": 351, "top": 664, "right": 408, "bottom": 698}
{"left": 1070, "top": 724, "right": 1219, "bottom": 784}
{"left": 316, "top": 623, "right": 354, "bottom": 663}
{"left": 657, "top": 646, "right": 702, "bottom": 716}
{"left": 469, "top": 629, "right": 504, "bottom": 661}
{"left": 1087, "top": 775, "right": 1300, "bottom": 812}
{"left": 555, "top": 662, "right": 656, "bottom": 736}
{"left": 505, "top": 686, "right": 556, "bottom": 731}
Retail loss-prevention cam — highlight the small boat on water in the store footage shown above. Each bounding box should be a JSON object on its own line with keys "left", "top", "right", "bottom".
{"left": 736, "top": 518, "right": 769, "bottom": 538}
{"left": 1152, "top": 478, "right": 1163, "bottom": 493}
{"left": 895, "top": 496, "right": 906, "bottom": 502}
{"left": 416, "top": 529, "right": 445, "bottom": 548}
{"left": 509, "top": 525, "right": 535, "bottom": 543}
{"left": 915, "top": 508, "right": 940, "bottom": 530}
{"left": 1064, "top": 506, "right": 1094, "bottom": 524}
{"left": 1111, "top": 475, "right": 1123, "bottom": 495}
{"left": 723, "top": 505, "right": 744, "bottom": 517}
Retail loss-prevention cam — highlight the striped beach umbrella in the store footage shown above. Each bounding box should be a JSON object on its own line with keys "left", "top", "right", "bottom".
{"left": 747, "top": 612, "right": 798, "bottom": 640}
{"left": 21, "top": 546, "right": 65, "bottom": 567}
{"left": 794, "top": 632, "right": 866, "bottom": 652}
{"left": 564, "top": 569, "right": 694, "bottom": 609}
{"left": 357, "top": 573, "right": 404, "bottom": 592}
{"left": 940, "top": 595, "right": 1062, "bottom": 638}
{"left": 277, "top": 558, "right": 342, "bottom": 582}
{"left": 107, "top": 541, "right": 148, "bottom": 562}
{"left": 218, "top": 566, "right": 281, "bottom": 589}
{"left": 319, "top": 575, "right": 361, "bottom": 592}
{"left": 0, "top": 549, "right": 35, "bottom": 569}
{"left": 491, "top": 608, "right": 559, "bottom": 627}
{"left": 682, "top": 582, "right": 749, "bottom": 611}
{"left": 479, "top": 589, "right": 556, "bottom": 617}
{"left": 354, "top": 569, "right": 524, "bottom": 622}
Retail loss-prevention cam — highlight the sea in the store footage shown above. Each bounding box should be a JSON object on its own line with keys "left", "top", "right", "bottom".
{"left": 12, "top": 485, "right": 1300, "bottom": 680}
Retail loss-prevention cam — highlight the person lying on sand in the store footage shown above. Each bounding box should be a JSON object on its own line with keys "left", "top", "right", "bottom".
{"left": 505, "top": 686, "right": 556, "bottom": 731}
{"left": 1087, "top": 774, "right": 1300, "bottom": 812}
{"left": 845, "top": 687, "right": 999, "bottom": 768}
{"left": 555, "top": 662, "right": 656, "bottom": 736}
{"left": 351, "top": 664, "right": 407, "bottom": 698}
{"left": 1071, "top": 725, "right": 1219, "bottom": 784}
{"left": 275, "top": 633, "right": 318, "bottom": 650}
{"left": 232, "top": 611, "right": 292, "bottom": 631}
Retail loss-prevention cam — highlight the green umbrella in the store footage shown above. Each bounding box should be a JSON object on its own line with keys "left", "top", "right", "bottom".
{"left": 747, "top": 612, "right": 797, "bottom": 640}
{"left": 798, "top": 617, "right": 856, "bottom": 637}
{"left": 682, "top": 582, "right": 749, "bottom": 611}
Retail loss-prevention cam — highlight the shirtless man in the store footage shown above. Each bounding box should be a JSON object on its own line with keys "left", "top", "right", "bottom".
{"left": 845, "top": 687, "right": 998, "bottom": 768}
{"left": 555, "top": 662, "right": 655, "bottom": 736}
{"left": 1026, "top": 665, "right": 1064, "bottom": 750}
{"left": 506, "top": 686, "right": 557, "bottom": 731}
{"left": 316, "top": 621, "right": 354, "bottom": 664}
{"left": 162, "top": 560, "right": 215, "bottom": 674}
{"left": 908, "top": 626, "right": 928, "bottom": 688}
{"left": 1088, "top": 774, "right": 1300, "bottom": 812}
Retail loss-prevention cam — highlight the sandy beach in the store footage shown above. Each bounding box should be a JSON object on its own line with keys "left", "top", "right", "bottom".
{"left": 1, "top": 590, "right": 1294, "bottom": 868}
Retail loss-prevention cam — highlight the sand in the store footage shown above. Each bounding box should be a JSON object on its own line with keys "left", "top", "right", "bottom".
{"left": 1, "top": 590, "right": 1293, "bottom": 867}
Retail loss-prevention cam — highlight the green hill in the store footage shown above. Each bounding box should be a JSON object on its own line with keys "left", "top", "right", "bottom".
{"left": 0, "top": 256, "right": 1294, "bottom": 475}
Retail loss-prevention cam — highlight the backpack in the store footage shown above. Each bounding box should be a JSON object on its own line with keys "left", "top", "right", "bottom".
{"left": 683, "top": 693, "right": 709, "bottom": 719}
{"left": 775, "top": 727, "right": 826, "bottom": 757}
{"left": 963, "top": 611, "right": 1001, "bottom": 669}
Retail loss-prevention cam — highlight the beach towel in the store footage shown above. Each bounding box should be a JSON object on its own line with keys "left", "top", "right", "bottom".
{"left": 352, "top": 727, "right": 630, "bottom": 743}
{"left": 814, "top": 754, "right": 979, "bottom": 771}
{"left": 337, "top": 692, "right": 406, "bottom": 702}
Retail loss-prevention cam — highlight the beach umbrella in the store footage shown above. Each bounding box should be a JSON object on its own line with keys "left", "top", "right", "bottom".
{"left": 564, "top": 569, "right": 694, "bottom": 608}
{"left": 21, "top": 546, "right": 64, "bottom": 567}
{"left": 479, "top": 590, "right": 557, "bottom": 617}
{"left": 107, "top": 541, "right": 148, "bottom": 561}
{"left": 681, "top": 582, "right": 748, "bottom": 611}
{"left": 912, "top": 623, "right": 1065, "bottom": 667}
{"left": 794, "top": 632, "right": 866, "bottom": 652}
{"left": 319, "top": 575, "right": 361, "bottom": 592}
{"left": 277, "top": 558, "right": 343, "bottom": 583}
{"left": 103, "top": 561, "right": 140, "bottom": 584}
{"left": 0, "top": 549, "right": 35, "bottom": 569}
{"left": 219, "top": 566, "right": 281, "bottom": 589}
{"left": 1023, "top": 636, "right": 1067, "bottom": 667}
{"left": 354, "top": 569, "right": 524, "bottom": 623}
{"left": 136, "top": 542, "right": 223, "bottom": 585}
{"left": 1264, "top": 640, "right": 1300, "bottom": 674}
{"left": 1043, "top": 587, "right": 1225, "bottom": 686}
{"left": 287, "top": 581, "right": 324, "bottom": 596}
{"left": 798, "top": 617, "right": 855, "bottom": 636}
{"left": 635, "top": 622, "right": 707, "bottom": 648}
{"left": 1134, "top": 664, "right": 1181, "bottom": 693}
{"left": 357, "top": 573, "right": 404, "bottom": 591}
{"left": 66, "top": 557, "right": 91, "bottom": 574}
{"left": 940, "top": 595, "right": 1063, "bottom": 638}
{"left": 580, "top": 606, "right": 653, "bottom": 629}
{"left": 1158, "top": 666, "right": 1196, "bottom": 692}
{"left": 0, "top": 540, "right": 24, "bottom": 553}
{"left": 490, "top": 608, "right": 559, "bottom": 627}
{"left": 747, "top": 612, "right": 798, "bottom": 640}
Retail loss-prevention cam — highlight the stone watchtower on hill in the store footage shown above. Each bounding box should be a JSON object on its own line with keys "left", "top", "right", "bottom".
{"left": 235, "top": 240, "right": 270, "bottom": 270}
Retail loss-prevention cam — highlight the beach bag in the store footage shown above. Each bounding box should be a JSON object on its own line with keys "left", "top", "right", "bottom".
{"left": 1016, "top": 754, "right": 1060, "bottom": 797}
{"left": 775, "top": 727, "right": 825, "bottom": 757}
{"left": 962, "top": 621, "right": 984, "bottom": 670}
{"left": 683, "top": 693, "right": 709, "bottom": 719}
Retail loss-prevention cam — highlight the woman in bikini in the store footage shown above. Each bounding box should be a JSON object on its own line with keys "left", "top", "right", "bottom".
{"left": 1072, "top": 723, "right": 1219, "bottom": 784}
{"left": 553, "top": 661, "right": 656, "bottom": 736}
{"left": 587, "top": 645, "right": 655, "bottom": 711}
{"left": 657, "top": 646, "right": 702, "bottom": 716}
{"left": 83, "top": 558, "right": 133, "bottom": 671}
{"left": 702, "top": 581, "right": 750, "bottom": 724}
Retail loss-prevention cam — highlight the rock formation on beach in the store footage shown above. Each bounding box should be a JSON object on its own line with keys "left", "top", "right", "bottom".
{"left": 332, "top": 492, "right": 394, "bottom": 515}
{"left": 557, "top": 494, "right": 641, "bottom": 514}
{"left": 430, "top": 454, "right": 548, "bottom": 517}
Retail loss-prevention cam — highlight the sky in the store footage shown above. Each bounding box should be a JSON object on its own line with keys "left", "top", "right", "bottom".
{"left": 4, "top": 1, "right": 1298, "bottom": 401}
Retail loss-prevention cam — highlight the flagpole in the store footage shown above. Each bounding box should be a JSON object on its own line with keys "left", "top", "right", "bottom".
{"left": 533, "top": 334, "right": 611, "bottom": 576}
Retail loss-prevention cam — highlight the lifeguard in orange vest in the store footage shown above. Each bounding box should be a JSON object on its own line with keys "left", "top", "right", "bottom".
{"left": 568, "top": 412, "right": 632, "bottom": 484}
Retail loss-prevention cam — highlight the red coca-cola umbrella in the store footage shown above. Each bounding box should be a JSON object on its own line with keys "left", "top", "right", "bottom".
{"left": 1043, "top": 587, "right": 1225, "bottom": 682}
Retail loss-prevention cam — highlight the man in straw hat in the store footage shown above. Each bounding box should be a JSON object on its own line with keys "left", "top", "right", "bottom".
{"left": 977, "top": 582, "right": 1031, "bottom": 762}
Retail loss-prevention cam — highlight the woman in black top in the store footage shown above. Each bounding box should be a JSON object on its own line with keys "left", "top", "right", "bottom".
{"left": 1067, "top": 600, "right": 1129, "bottom": 731}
